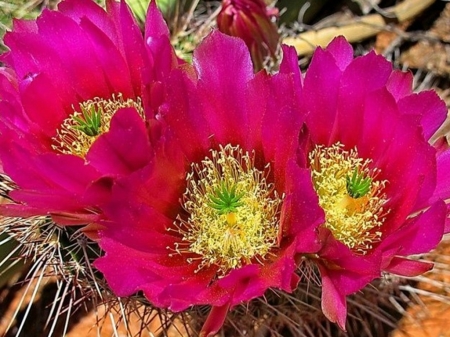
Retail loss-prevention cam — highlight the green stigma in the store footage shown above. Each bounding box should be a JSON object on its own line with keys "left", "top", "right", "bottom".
{"left": 346, "top": 168, "right": 372, "bottom": 199}
{"left": 207, "top": 182, "right": 245, "bottom": 215}
{"left": 72, "top": 104, "right": 102, "bottom": 137}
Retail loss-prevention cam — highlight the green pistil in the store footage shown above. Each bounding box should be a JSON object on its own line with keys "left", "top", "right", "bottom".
{"left": 207, "top": 182, "right": 245, "bottom": 214}
{"left": 72, "top": 105, "right": 102, "bottom": 137}
{"left": 346, "top": 169, "right": 372, "bottom": 198}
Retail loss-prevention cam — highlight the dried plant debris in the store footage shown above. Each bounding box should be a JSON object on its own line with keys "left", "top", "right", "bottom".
{"left": 346, "top": 0, "right": 382, "bottom": 15}
{"left": 400, "top": 3, "right": 450, "bottom": 76}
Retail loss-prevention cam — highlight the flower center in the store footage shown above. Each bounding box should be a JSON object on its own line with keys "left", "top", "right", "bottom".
{"left": 309, "top": 143, "right": 389, "bottom": 254}
{"left": 52, "top": 94, "right": 144, "bottom": 158}
{"left": 171, "top": 144, "right": 283, "bottom": 275}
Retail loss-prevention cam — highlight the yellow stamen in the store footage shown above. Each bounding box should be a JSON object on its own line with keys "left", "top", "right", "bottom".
{"left": 52, "top": 94, "right": 144, "bottom": 158}
{"left": 170, "top": 144, "right": 283, "bottom": 275}
{"left": 309, "top": 143, "right": 389, "bottom": 254}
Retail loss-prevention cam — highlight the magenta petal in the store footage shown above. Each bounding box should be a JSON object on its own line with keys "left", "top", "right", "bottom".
{"left": 0, "top": 145, "right": 103, "bottom": 217}
{"left": 0, "top": 142, "right": 53, "bottom": 191}
{"left": 36, "top": 10, "right": 110, "bottom": 98}
{"left": 145, "top": 0, "right": 170, "bottom": 39}
{"left": 318, "top": 264, "right": 348, "bottom": 331}
{"left": 262, "top": 73, "right": 304, "bottom": 187}
{"left": 0, "top": 67, "right": 18, "bottom": 92}
{"left": 3, "top": 33, "right": 78, "bottom": 106}
{"left": 0, "top": 203, "right": 50, "bottom": 218}
{"left": 316, "top": 231, "right": 380, "bottom": 330}
{"left": 35, "top": 153, "right": 100, "bottom": 192}
{"left": 398, "top": 90, "right": 447, "bottom": 140}
{"left": 200, "top": 303, "right": 231, "bottom": 337}
{"left": 142, "top": 32, "right": 173, "bottom": 111}
{"left": 334, "top": 53, "right": 392, "bottom": 145}
{"left": 215, "top": 264, "right": 259, "bottom": 294}
{"left": 373, "top": 113, "right": 436, "bottom": 222}
{"left": 318, "top": 230, "right": 381, "bottom": 286}
{"left": 0, "top": 70, "right": 32, "bottom": 135}
{"left": 145, "top": 35, "right": 177, "bottom": 91}
{"left": 82, "top": 176, "right": 113, "bottom": 207}
{"left": 446, "top": 204, "right": 450, "bottom": 233}
{"left": 256, "top": 242, "right": 300, "bottom": 293}
{"left": 0, "top": 141, "right": 98, "bottom": 192}
{"left": 11, "top": 18, "right": 38, "bottom": 33}
{"left": 94, "top": 238, "right": 161, "bottom": 296}
{"left": 266, "top": 263, "right": 299, "bottom": 296}
{"left": 341, "top": 50, "right": 392, "bottom": 93}
{"left": 108, "top": 135, "right": 186, "bottom": 218}
{"left": 386, "top": 70, "right": 413, "bottom": 101}
{"left": 279, "top": 45, "right": 302, "bottom": 88}
{"left": 87, "top": 108, "right": 152, "bottom": 176}
{"left": 58, "top": 0, "right": 117, "bottom": 39}
{"left": 2, "top": 32, "right": 44, "bottom": 76}
{"left": 51, "top": 212, "right": 100, "bottom": 226}
{"left": 384, "top": 257, "right": 433, "bottom": 277}
{"left": 162, "top": 69, "right": 212, "bottom": 160}
{"left": 357, "top": 88, "right": 399, "bottom": 161}
{"left": 358, "top": 92, "right": 436, "bottom": 219}
{"left": 433, "top": 149, "right": 450, "bottom": 201}
{"left": 59, "top": 0, "right": 144, "bottom": 96}
{"left": 143, "top": 2, "right": 178, "bottom": 107}
{"left": 19, "top": 73, "right": 68, "bottom": 139}
{"left": 284, "top": 160, "right": 324, "bottom": 252}
{"left": 303, "top": 47, "right": 342, "bottom": 145}
{"left": 380, "top": 200, "right": 446, "bottom": 260}
{"left": 79, "top": 17, "right": 134, "bottom": 98}
{"left": 107, "top": 0, "right": 146, "bottom": 96}
{"left": 0, "top": 202, "right": 98, "bottom": 225}
{"left": 192, "top": 31, "right": 253, "bottom": 145}
{"left": 9, "top": 190, "right": 89, "bottom": 213}
{"left": 215, "top": 248, "right": 297, "bottom": 305}
{"left": 245, "top": 72, "right": 269, "bottom": 151}
{"left": 101, "top": 211, "right": 175, "bottom": 254}
{"left": 325, "top": 36, "right": 354, "bottom": 71}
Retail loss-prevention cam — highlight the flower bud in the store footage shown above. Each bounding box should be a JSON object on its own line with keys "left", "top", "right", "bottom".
{"left": 217, "top": 0, "right": 280, "bottom": 71}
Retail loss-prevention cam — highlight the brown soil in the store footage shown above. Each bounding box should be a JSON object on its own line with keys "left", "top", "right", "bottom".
{"left": 391, "top": 238, "right": 450, "bottom": 337}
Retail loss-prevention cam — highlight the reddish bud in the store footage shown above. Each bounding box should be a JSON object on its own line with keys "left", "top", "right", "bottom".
{"left": 217, "top": 0, "right": 280, "bottom": 71}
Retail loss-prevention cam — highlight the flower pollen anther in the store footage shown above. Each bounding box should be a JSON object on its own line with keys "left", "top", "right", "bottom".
{"left": 52, "top": 94, "right": 144, "bottom": 158}
{"left": 309, "top": 143, "right": 389, "bottom": 254}
{"left": 171, "top": 145, "right": 283, "bottom": 275}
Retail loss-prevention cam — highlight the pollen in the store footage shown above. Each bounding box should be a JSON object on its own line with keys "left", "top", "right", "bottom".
{"left": 309, "top": 143, "right": 389, "bottom": 254}
{"left": 171, "top": 144, "right": 283, "bottom": 275}
{"left": 52, "top": 94, "right": 144, "bottom": 158}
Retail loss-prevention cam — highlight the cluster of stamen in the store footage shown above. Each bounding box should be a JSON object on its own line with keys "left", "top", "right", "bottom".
{"left": 170, "top": 145, "right": 283, "bottom": 275}
{"left": 309, "top": 143, "right": 389, "bottom": 254}
{"left": 52, "top": 94, "right": 144, "bottom": 158}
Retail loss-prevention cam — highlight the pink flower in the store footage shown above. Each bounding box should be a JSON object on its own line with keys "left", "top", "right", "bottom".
{"left": 94, "top": 32, "right": 324, "bottom": 337}
{"left": 0, "top": 0, "right": 178, "bottom": 227}
{"left": 299, "top": 36, "right": 449, "bottom": 329}
{"left": 217, "top": 0, "right": 280, "bottom": 71}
